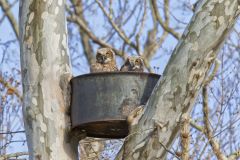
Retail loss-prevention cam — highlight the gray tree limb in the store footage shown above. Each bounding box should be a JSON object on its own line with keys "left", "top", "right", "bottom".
{"left": 116, "top": 0, "right": 240, "bottom": 159}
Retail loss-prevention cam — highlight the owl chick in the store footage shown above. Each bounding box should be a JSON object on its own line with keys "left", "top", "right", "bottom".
{"left": 120, "top": 56, "right": 144, "bottom": 72}
{"left": 90, "top": 48, "right": 118, "bottom": 73}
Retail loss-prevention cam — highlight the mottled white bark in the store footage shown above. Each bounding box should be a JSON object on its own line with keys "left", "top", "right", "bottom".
{"left": 116, "top": 0, "right": 239, "bottom": 159}
{"left": 19, "top": 0, "right": 78, "bottom": 159}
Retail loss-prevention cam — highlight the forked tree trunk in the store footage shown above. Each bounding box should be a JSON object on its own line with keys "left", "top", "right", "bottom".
{"left": 116, "top": 0, "right": 239, "bottom": 159}
{"left": 19, "top": 0, "right": 78, "bottom": 159}
{"left": 19, "top": 0, "right": 240, "bottom": 159}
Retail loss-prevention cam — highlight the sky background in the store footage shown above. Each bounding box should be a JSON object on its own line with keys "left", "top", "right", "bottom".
{"left": 1, "top": 0, "right": 239, "bottom": 159}
{"left": 0, "top": 0, "right": 210, "bottom": 156}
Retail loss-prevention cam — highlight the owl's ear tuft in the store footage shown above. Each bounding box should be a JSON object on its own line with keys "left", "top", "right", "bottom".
{"left": 123, "top": 57, "right": 130, "bottom": 65}
{"left": 137, "top": 56, "right": 143, "bottom": 62}
{"left": 107, "top": 48, "right": 113, "bottom": 53}
{"left": 110, "top": 49, "right": 116, "bottom": 59}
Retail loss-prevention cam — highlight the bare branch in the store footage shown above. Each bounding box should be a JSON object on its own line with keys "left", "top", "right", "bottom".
{"left": 0, "top": 76, "right": 22, "bottom": 100}
{"left": 202, "top": 60, "right": 228, "bottom": 160}
{"left": 228, "top": 150, "right": 240, "bottom": 160}
{"left": 135, "top": 0, "right": 147, "bottom": 54}
{"left": 180, "top": 114, "right": 190, "bottom": 160}
{"left": 67, "top": 14, "right": 125, "bottom": 57}
{"left": 151, "top": 0, "right": 180, "bottom": 40}
{"left": 69, "top": 0, "right": 95, "bottom": 65}
{"left": 0, "top": 0, "right": 19, "bottom": 39}
{"left": 189, "top": 119, "right": 204, "bottom": 133}
{"left": 204, "top": 59, "right": 221, "bottom": 85}
{"left": 115, "top": 0, "right": 240, "bottom": 158}
{"left": 0, "top": 130, "right": 25, "bottom": 135}
{"left": 0, "top": 152, "right": 28, "bottom": 160}
{"left": 95, "top": 0, "right": 137, "bottom": 50}
{"left": 143, "top": 0, "right": 169, "bottom": 61}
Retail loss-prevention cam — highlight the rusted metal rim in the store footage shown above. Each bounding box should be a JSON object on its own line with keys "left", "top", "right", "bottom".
{"left": 71, "top": 71, "right": 160, "bottom": 80}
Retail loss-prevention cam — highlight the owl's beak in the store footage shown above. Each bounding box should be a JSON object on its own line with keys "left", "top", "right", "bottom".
{"left": 129, "top": 61, "right": 135, "bottom": 67}
{"left": 98, "top": 56, "right": 106, "bottom": 63}
{"left": 101, "top": 56, "right": 106, "bottom": 62}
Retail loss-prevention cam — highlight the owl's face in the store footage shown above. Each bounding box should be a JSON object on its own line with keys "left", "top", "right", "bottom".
{"left": 96, "top": 48, "right": 115, "bottom": 64}
{"left": 127, "top": 56, "right": 144, "bottom": 70}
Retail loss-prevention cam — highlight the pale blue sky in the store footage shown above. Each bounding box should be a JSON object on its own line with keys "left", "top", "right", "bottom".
{"left": 1, "top": 0, "right": 239, "bottom": 159}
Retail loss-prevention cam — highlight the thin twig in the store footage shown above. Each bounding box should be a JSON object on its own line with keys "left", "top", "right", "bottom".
{"left": 151, "top": 0, "right": 180, "bottom": 40}
{"left": 0, "top": 76, "right": 22, "bottom": 101}
{"left": 189, "top": 119, "right": 204, "bottom": 133}
{"left": 67, "top": 14, "right": 126, "bottom": 58}
{"left": 0, "top": 130, "right": 25, "bottom": 135}
{"left": 0, "top": 152, "right": 28, "bottom": 160}
{"left": 228, "top": 150, "right": 240, "bottom": 160}
{"left": 69, "top": 0, "right": 95, "bottom": 65}
{"left": 202, "top": 59, "right": 228, "bottom": 160}
{"left": 95, "top": 0, "right": 137, "bottom": 50}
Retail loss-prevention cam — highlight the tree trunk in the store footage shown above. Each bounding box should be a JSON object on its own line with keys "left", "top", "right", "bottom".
{"left": 116, "top": 0, "right": 239, "bottom": 159}
{"left": 19, "top": 0, "right": 78, "bottom": 159}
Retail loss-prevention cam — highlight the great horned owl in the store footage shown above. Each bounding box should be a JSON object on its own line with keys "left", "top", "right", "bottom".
{"left": 120, "top": 56, "right": 144, "bottom": 72}
{"left": 90, "top": 48, "right": 118, "bottom": 73}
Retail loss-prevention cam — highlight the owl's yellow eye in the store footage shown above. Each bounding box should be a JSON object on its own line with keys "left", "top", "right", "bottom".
{"left": 106, "top": 51, "right": 111, "bottom": 56}
{"left": 135, "top": 59, "right": 140, "bottom": 63}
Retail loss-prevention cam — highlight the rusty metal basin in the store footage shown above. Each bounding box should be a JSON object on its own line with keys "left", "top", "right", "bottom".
{"left": 70, "top": 72, "right": 160, "bottom": 138}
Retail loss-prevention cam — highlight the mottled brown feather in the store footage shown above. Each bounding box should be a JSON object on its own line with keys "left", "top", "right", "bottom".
{"left": 90, "top": 48, "right": 118, "bottom": 73}
{"left": 120, "top": 56, "right": 144, "bottom": 72}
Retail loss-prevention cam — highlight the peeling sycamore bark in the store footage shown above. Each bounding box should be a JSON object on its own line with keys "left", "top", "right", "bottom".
{"left": 116, "top": 0, "right": 239, "bottom": 159}
{"left": 19, "top": 0, "right": 78, "bottom": 159}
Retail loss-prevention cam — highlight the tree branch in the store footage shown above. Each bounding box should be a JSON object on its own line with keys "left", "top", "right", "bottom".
{"left": 0, "top": 0, "right": 19, "bottom": 39}
{"left": 0, "top": 130, "right": 25, "bottom": 135}
{"left": 151, "top": 0, "right": 180, "bottom": 40}
{"left": 115, "top": 0, "right": 240, "bottom": 159}
{"left": 95, "top": 0, "right": 137, "bottom": 50}
{"left": 0, "top": 76, "right": 22, "bottom": 100}
{"left": 68, "top": 0, "right": 95, "bottom": 65}
{"left": 202, "top": 60, "right": 228, "bottom": 160}
{"left": 228, "top": 150, "right": 240, "bottom": 160}
{"left": 189, "top": 119, "right": 204, "bottom": 133}
{"left": 67, "top": 14, "right": 125, "bottom": 57}
{"left": 0, "top": 152, "right": 28, "bottom": 160}
{"left": 180, "top": 114, "right": 190, "bottom": 160}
